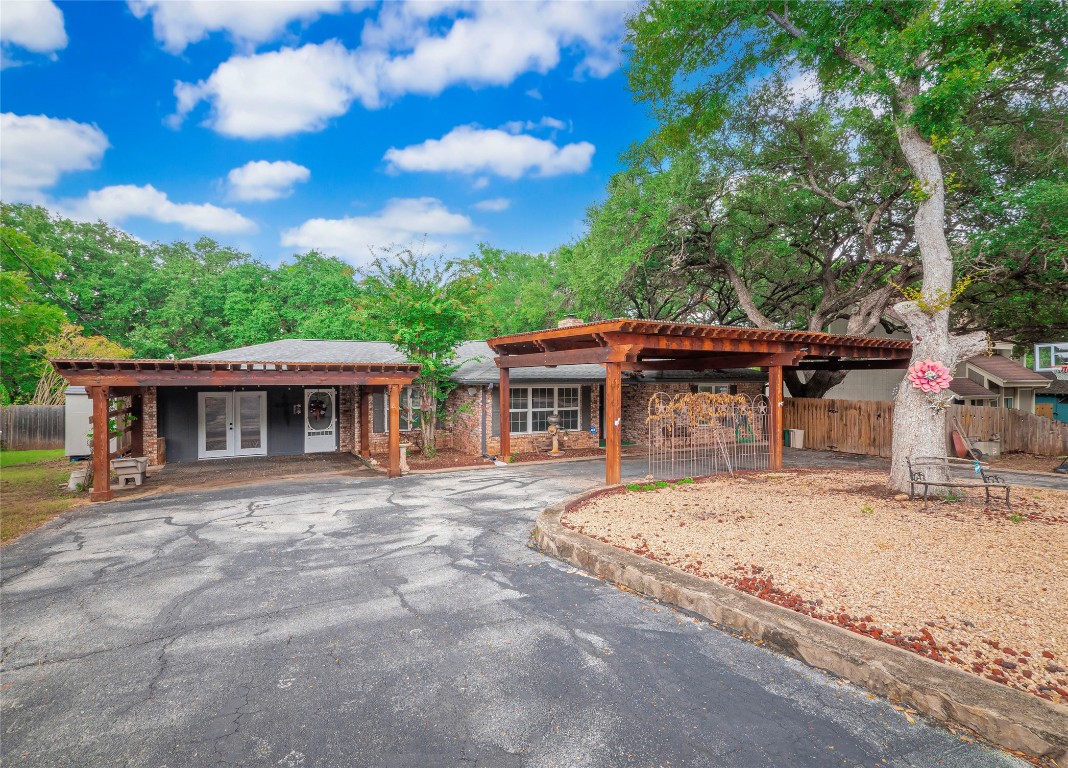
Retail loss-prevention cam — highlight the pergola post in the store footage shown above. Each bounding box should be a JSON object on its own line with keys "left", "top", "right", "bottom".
{"left": 768, "top": 365, "right": 784, "bottom": 470}
{"left": 359, "top": 386, "right": 371, "bottom": 457}
{"left": 498, "top": 367, "right": 510, "bottom": 460}
{"left": 130, "top": 392, "right": 144, "bottom": 457}
{"left": 88, "top": 385, "right": 113, "bottom": 502}
{"left": 387, "top": 384, "right": 401, "bottom": 478}
{"left": 604, "top": 362, "right": 622, "bottom": 485}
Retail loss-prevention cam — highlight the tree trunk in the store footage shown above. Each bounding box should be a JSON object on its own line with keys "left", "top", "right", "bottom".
{"left": 419, "top": 382, "right": 436, "bottom": 455}
{"left": 888, "top": 124, "right": 987, "bottom": 490}
{"left": 783, "top": 369, "right": 849, "bottom": 399}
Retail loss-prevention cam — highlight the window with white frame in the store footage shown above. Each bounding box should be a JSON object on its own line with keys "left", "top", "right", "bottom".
{"left": 400, "top": 386, "right": 420, "bottom": 431}
{"left": 509, "top": 386, "right": 580, "bottom": 433}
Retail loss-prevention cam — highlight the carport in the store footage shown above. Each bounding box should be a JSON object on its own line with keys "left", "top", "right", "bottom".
{"left": 487, "top": 320, "right": 913, "bottom": 485}
{"left": 51, "top": 358, "right": 421, "bottom": 501}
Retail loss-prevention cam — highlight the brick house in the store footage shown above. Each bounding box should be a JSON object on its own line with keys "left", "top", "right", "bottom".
{"left": 184, "top": 339, "right": 766, "bottom": 462}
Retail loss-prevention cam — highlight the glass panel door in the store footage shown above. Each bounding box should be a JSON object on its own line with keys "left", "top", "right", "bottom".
{"left": 198, "top": 392, "right": 234, "bottom": 459}
{"left": 304, "top": 389, "right": 337, "bottom": 453}
{"left": 235, "top": 392, "right": 267, "bottom": 456}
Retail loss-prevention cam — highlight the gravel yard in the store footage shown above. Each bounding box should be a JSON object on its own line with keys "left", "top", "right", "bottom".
{"left": 563, "top": 469, "right": 1068, "bottom": 705}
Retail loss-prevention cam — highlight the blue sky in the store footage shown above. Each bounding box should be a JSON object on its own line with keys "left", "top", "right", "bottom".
{"left": 1, "top": 0, "right": 652, "bottom": 266}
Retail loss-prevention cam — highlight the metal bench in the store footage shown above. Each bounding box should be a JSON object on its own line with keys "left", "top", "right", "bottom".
{"left": 907, "top": 456, "right": 1010, "bottom": 510}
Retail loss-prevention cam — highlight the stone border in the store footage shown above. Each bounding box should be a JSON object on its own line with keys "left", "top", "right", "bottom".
{"left": 533, "top": 487, "right": 1068, "bottom": 762}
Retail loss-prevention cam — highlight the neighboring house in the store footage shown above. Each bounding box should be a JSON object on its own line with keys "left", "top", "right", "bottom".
{"left": 67, "top": 339, "right": 765, "bottom": 466}
{"left": 805, "top": 321, "right": 1050, "bottom": 412}
{"left": 1034, "top": 342, "right": 1068, "bottom": 423}
{"left": 956, "top": 351, "right": 1050, "bottom": 413}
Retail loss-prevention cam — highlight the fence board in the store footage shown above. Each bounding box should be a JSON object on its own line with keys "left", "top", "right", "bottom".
{"left": 783, "top": 399, "right": 1068, "bottom": 457}
{"left": 0, "top": 405, "right": 65, "bottom": 450}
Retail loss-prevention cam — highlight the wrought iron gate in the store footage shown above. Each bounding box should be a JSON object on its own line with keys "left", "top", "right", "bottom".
{"left": 647, "top": 392, "right": 770, "bottom": 480}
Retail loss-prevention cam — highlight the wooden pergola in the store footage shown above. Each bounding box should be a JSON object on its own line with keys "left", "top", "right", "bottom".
{"left": 51, "top": 358, "right": 421, "bottom": 501}
{"left": 486, "top": 320, "right": 914, "bottom": 485}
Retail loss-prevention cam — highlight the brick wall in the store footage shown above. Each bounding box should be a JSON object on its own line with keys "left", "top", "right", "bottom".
{"left": 366, "top": 383, "right": 603, "bottom": 458}
{"left": 485, "top": 384, "right": 601, "bottom": 458}
{"left": 143, "top": 386, "right": 161, "bottom": 465}
{"left": 621, "top": 383, "right": 691, "bottom": 444}
{"left": 338, "top": 385, "right": 355, "bottom": 453}
{"left": 619, "top": 381, "right": 767, "bottom": 444}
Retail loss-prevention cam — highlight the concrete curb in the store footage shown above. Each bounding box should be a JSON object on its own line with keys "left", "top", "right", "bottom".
{"left": 533, "top": 488, "right": 1068, "bottom": 762}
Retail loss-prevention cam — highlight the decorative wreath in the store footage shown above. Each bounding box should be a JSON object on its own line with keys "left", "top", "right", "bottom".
{"left": 907, "top": 359, "right": 953, "bottom": 393}
{"left": 308, "top": 394, "right": 330, "bottom": 420}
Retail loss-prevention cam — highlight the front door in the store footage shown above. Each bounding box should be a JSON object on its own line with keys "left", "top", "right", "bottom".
{"left": 234, "top": 391, "right": 267, "bottom": 456}
{"left": 197, "top": 391, "right": 267, "bottom": 459}
{"left": 304, "top": 389, "right": 337, "bottom": 453}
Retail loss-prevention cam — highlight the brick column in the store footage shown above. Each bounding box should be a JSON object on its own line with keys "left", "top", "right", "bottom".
{"left": 143, "top": 387, "right": 161, "bottom": 466}
{"left": 338, "top": 385, "right": 356, "bottom": 452}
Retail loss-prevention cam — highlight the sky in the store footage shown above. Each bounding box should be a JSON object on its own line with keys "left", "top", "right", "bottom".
{"left": 0, "top": 0, "right": 653, "bottom": 267}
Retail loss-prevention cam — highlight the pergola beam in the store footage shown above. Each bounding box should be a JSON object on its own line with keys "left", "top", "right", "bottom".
{"left": 625, "top": 352, "right": 802, "bottom": 371}
{"left": 56, "top": 371, "right": 418, "bottom": 387}
{"left": 795, "top": 359, "right": 909, "bottom": 370}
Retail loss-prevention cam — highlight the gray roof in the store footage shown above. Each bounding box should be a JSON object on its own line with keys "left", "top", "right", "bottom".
{"left": 1040, "top": 371, "right": 1068, "bottom": 396}
{"left": 188, "top": 339, "right": 765, "bottom": 385}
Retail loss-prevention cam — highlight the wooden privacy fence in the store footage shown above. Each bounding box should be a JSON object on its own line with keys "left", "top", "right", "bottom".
{"left": 784, "top": 398, "right": 1068, "bottom": 458}
{"left": 0, "top": 405, "right": 65, "bottom": 450}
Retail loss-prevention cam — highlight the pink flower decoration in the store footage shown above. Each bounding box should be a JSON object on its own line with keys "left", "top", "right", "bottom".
{"left": 907, "top": 359, "right": 953, "bottom": 393}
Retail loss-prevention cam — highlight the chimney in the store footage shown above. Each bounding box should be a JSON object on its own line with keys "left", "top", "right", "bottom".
{"left": 557, "top": 315, "right": 584, "bottom": 329}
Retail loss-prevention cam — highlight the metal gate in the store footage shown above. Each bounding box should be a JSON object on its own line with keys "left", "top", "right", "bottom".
{"left": 647, "top": 392, "right": 769, "bottom": 480}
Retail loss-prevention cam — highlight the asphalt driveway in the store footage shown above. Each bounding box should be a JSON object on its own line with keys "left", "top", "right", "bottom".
{"left": 2, "top": 460, "right": 1024, "bottom": 767}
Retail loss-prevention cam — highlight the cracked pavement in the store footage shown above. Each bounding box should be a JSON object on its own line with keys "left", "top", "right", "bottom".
{"left": 1, "top": 460, "right": 1026, "bottom": 767}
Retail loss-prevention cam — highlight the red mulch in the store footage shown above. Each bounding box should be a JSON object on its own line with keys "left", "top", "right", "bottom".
{"left": 370, "top": 450, "right": 493, "bottom": 470}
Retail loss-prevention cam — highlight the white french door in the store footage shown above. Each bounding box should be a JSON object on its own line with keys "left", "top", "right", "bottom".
{"left": 197, "top": 391, "right": 267, "bottom": 459}
{"left": 304, "top": 389, "right": 337, "bottom": 453}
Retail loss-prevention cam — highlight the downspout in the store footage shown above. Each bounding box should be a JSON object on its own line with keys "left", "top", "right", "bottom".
{"left": 481, "top": 384, "right": 489, "bottom": 457}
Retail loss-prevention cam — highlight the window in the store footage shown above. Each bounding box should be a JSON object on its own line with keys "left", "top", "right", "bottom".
{"left": 509, "top": 386, "right": 581, "bottom": 433}
{"left": 400, "top": 386, "right": 420, "bottom": 431}
{"left": 1003, "top": 397, "right": 1014, "bottom": 410}
{"left": 698, "top": 384, "right": 733, "bottom": 395}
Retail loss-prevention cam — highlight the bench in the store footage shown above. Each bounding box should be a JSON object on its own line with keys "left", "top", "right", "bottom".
{"left": 907, "top": 456, "right": 1010, "bottom": 510}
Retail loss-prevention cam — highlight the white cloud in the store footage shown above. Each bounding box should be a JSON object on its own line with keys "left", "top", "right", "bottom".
{"left": 281, "top": 197, "right": 473, "bottom": 263}
{"left": 170, "top": 2, "right": 628, "bottom": 138}
{"left": 525, "top": 88, "right": 543, "bottom": 100}
{"left": 227, "top": 160, "right": 310, "bottom": 201}
{"left": 127, "top": 0, "right": 350, "bottom": 53}
{"left": 0, "top": 113, "right": 108, "bottom": 200}
{"left": 58, "top": 184, "right": 256, "bottom": 234}
{"left": 0, "top": 0, "right": 66, "bottom": 63}
{"left": 170, "top": 40, "right": 381, "bottom": 138}
{"left": 501, "top": 116, "right": 567, "bottom": 134}
{"left": 472, "top": 177, "right": 490, "bottom": 190}
{"left": 374, "top": 1, "right": 626, "bottom": 96}
{"left": 472, "top": 198, "right": 510, "bottom": 212}
{"left": 384, "top": 125, "right": 594, "bottom": 179}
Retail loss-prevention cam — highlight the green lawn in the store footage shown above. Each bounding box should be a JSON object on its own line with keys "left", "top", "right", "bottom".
{"left": 1, "top": 449, "right": 82, "bottom": 543}
{"left": 1, "top": 448, "right": 65, "bottom": 467}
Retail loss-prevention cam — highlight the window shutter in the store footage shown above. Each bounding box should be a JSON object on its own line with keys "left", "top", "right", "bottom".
{"left": 491, "top": 388, "right": 500, "bottom": 438}
{"left": 372, "top": 391, "right": 385, "bottom": 433}
{"left": 580, "top": 385, "right": 592, "bottom": 431}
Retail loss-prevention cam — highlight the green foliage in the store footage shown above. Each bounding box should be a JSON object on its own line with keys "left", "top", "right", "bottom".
{"left": 464, "top": 244, "right": 561, "bottom": 336}
{"left": 0, "top": 226, "right": 65, "bottom": 401}
{"left": 2, "top": 202, "right": 366, "bottom": 361}
{"left": 625, "top": 0, "right": 1068, "bottom": 343}
{"left": 626, "top": 477, "right": 695, "bottom": 492}
{"left": 354, "top": 247, "right": 484, "bottom": 453}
